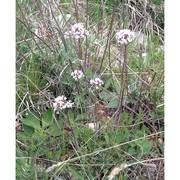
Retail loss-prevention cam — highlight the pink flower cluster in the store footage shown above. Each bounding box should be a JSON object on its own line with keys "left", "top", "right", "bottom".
{"left": 53, "top": 95, "right": 74, "bottom": 111}
{"left": 71, "top": 70, "right": 84, "bottom": 81}
{"left": 65, "top": 23, "right": 89, "bottom": 40}
{"left": 116, "top": 29, "right": 135, "bottom": 44}
{"left": 90, "top": 77, "right": 104, "bottom": 89}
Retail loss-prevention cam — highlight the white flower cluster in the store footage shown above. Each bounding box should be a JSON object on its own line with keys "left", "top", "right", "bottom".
{"left": 90, "top": 77, "right": 104, "bottom": 89}
{"left": 65, "top": 23, "right": 89, "bottom": 40}
{"left": 116, "top": 29, "right": 135, "bottom": 44}
{"left": 71, "top": 70, "right": 84, "bottom": 81}
{"left": 53, "top": 95, "right": 74, "bottom": 111}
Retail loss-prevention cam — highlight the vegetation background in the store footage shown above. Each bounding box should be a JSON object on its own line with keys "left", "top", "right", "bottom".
{"left": 16, "top": 0, "right": 164, "bottom": 179}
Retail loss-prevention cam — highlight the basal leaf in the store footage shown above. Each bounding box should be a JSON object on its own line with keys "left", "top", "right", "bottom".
{"left": 22, "top": 124, "right": 35, "bottom": 136}
{"left": 48, "top": 124, "right": 62, "bottom": 136}
{"left": 106, "top": 98, "right": 119, "bottom": 108}
{"left": 114, "top": 81, "right": 121, "bottom": 94}
{"left": 42, "top": 109, "right": 53, "bottom": 128}
{"left": 22, "top": 114, "right": 41, "bottom": 130}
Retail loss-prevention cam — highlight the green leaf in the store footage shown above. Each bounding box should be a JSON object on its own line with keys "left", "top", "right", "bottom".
{"left": 22, "top": 114, "right": 41, "bottom": 130}
{"left": 121, "top": 112, "right": 129, "bottom": 125}
{"left": 136, "top": 111, "right": 143, "bottom": 123}
{"left": 106, "top": 98, "right": 119, "bottom": 108}
{"left": 137, "top": 140, "right": 153, "bottom": 155}
{"left": 127, "top": 112, "right": 133, "bottom": 125}
{"left": 68, "top": 166, "right": 83, "bottom": 179}
{"left": 114, "top": 81, "right": 121, "bottom": 94}
{"left": 48, "top": 124, "right": 62, "bottom": 136}
{"left": 104, "top": 78, "right": 112, "bottom": 90}
{"left": 124, "top": 128, "right": 130, "bottom": 141}
{"left": 75, "top": 114, "right": 85, "bottom": 122}
{"left": 42, "top": 109, "right": 53, "bottom": 128}
{"left": 116, "top": 129, "right": 125, "bottom": 144}
{"left": 22, "top": 124, "right": 35, "bottom": 136}
{"left": 128, "top": 147, "right": 136, "bottom": 155}
{"left": 76, "top": 127, "right": 93, "bottom": 142}
{"left": 68, "top": 110, "right": 74, "bottom": 121}
{"left": 104, "top": 133, "right": 109, "bottom": 145}
{"left": 100, "top": 92, "right": 115, "bottom": 101}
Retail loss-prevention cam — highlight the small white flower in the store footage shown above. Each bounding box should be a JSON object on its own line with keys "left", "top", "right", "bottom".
{"left": 53, "top": 102, "right": 60, "bottom": 111}
{"left": 65, "top": 101, "right": 74, "bottom": 108}
{"left": 65, "top": 23, "right": 89, "bottom": 40}
{"left": 90, "top": 77, "right": 104, "bottom": 89}
{"left": 86, "top": 123, "right": 100, "bottom": 132}
{"left": 54, "top": 95, "right": 67, "bottom": 102}
{"left": 53, "top": 95, "right": 74, "bottom": 111}
{"left": 116, "top": 29, "right": 135, "bottom": 44}
{"left": 142, "top": 52, "right": 148, "bottom": 57}
{"left": 71, "top": 70, "right": 84, "bottom": 81}
{"left": 64, "top": 31, "right": 70, "bottom": 39}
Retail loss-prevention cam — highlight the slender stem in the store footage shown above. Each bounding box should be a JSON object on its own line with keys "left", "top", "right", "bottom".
{"left": 122, "top": 0, "right": 125, "bottom": 29}
{"left": 67, "top": 112, "right": 79, "bottom": 149}
{"left": 114, "top": 44, "right": 127, "bottom": 138}
{"left": 73, "top": 0, "right": 79, "bottom": 23}
{"left": 78, "top": 39, "right": 82, "bottom": 60}
{"left": 124, "top": 48, "right": 131, "bottom": 101}
{"left": 108, "top": 33, "right": 115, "bottom": 87}
{"left": 34, "top": 0, "right": 56, "bottom": 51}
{"left": 84, "top": 0, "right": 89, "bottom": 69}
{"left": 99, "top": 0, "right": 116, "bottom": 72}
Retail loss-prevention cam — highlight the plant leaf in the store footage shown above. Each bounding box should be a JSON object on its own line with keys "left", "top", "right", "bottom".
{"left": 106, "top": 98, "right": 119, "bottom": 108}
{"left": 114, "top": 81, "right": 121, "bottom": 94}
{"left": 42, "top": 109, "right": 53, "bottom": 128}
{"left": 22, "top": 114, "right": 41, "bottom": 130}
{"left": 22, "top": 124, "right": 35, "bottom": 136}
{"left": 48, "top": 124, "right": 62, "bottom": 136}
